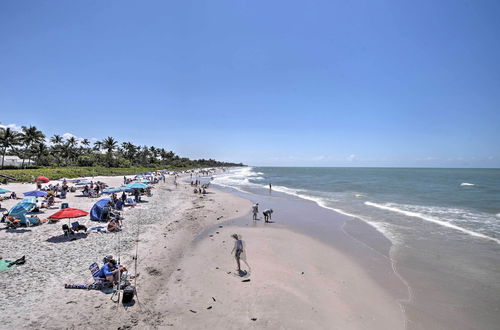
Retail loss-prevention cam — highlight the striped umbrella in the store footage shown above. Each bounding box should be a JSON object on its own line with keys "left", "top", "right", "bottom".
{"left": 0, "top": 188, "right": 11, "bottom": 194}
{"left": 8, "top": 197, "right": 36, "bottom": 218}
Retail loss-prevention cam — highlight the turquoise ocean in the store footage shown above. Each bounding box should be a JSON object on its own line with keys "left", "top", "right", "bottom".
{"left": 213, "top": 167, "right": 500, "bottom": 245}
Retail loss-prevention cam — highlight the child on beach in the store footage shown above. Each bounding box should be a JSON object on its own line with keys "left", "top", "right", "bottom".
{"left": 231, "top": 234, "right": 244, "bottom": 274}
{"left": 252, "top": 203, "right": 259, "bottom": 220}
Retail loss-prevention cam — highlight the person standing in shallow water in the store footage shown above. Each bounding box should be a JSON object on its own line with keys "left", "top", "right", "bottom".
{"left": 252, "top": 203, "right": 259, "bottom": 220}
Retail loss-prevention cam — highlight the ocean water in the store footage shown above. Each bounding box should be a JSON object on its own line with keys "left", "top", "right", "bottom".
{"left": 212, "top": 166, "right": 500, "bottom": 328}
{"left": 213, "top": 167, "right": 500, "bottom": 245}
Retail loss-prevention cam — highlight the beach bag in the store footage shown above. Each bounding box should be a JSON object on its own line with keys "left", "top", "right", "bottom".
{"left": 122, "top": 285, "right": 135, "bottom": 304}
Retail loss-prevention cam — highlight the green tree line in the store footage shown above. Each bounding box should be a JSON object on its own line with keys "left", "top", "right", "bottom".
{"left": 0, "top": 125, "right": 243, "bottom": 169}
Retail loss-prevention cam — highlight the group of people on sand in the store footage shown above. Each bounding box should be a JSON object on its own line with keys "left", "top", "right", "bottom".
{"left": 191, "top": 180, "right": 209, "bottom": 194}
{"left": 82, "top": 181, "right": 107, "bottom": 198}
{"left": 252, "top": 203, "right": 274, "bottom": 223}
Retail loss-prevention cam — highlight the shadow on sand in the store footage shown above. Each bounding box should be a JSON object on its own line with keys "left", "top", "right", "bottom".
{"left": 46, "top": 233, "right": 88, "bottom": 243}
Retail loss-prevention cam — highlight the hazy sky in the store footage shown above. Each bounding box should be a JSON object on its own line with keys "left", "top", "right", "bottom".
{"left": 1, "top": 0, "right": 499, "bottom": 167}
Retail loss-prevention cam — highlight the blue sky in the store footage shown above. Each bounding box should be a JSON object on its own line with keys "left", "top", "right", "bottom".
{"left": 1, "top": 0, "right": 499, "bottom": 167}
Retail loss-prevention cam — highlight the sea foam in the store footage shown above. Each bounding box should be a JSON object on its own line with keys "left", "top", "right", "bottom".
{"left": 365, "top": 201, "right": 500, "bottom": 244}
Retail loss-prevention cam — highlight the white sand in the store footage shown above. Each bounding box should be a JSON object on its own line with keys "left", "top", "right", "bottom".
{"left": 0, "top": 175, "right": 404, "bottom": 329}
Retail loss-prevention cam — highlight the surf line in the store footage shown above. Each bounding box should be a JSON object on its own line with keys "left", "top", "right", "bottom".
{"left": 365, "top": 201, "right": 500, "bottom": 245}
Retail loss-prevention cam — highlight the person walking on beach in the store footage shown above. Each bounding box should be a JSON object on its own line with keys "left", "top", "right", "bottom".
{"left": 263, "top": 209, "right": 273, "bottom": 222}
{"left": 252, "top": 203, "right": 259, "bottom": 220}
{"left": 231, "top": 234, "right": 244, "bottom": 274}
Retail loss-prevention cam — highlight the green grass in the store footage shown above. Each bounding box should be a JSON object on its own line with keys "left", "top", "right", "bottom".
{"left": 0, "top": 166, "right": 189, "bottom": 182}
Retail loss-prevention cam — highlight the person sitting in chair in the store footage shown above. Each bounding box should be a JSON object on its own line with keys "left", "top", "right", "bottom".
{"left": 96, "top": 259, "right": 127, "bottom": 285}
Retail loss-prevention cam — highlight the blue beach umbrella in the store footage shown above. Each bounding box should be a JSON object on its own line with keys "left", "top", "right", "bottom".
{"left": 75, "top": 181, "right": 92, "bottom": 186}
{"left": 139, "top": 179, "right": 151, "bottom": 184}
{"left": 125, "top": 182, "right": 148, "bottom": 189}
{"left": 8, "top": 197, "right": 36, "bottom": 218}
{"left": 23, "top": 190, "right": 48, "bottom": 197}
{"left": 102, "top": 187, "right": 124, "bottom": 194}
{"left": 0, "top": 188, "right": 11, "bottom": 194}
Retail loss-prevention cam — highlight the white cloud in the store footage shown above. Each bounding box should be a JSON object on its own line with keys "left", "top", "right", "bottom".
{"left": 62, "top": 132, "right": 85, "bottom": 146}
{"left": 0, "top": 123, "right": 23, "bottom": 132}
{"left": 347, "top": 154, "right": 356, "bottom": 161}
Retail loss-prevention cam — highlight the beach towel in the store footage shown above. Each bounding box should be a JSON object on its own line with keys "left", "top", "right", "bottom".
{"left": 0, "top": 257, "right": 25, "bottom": 272}
{"left": 0, "top": 260, "right": 14, "bottom": 272}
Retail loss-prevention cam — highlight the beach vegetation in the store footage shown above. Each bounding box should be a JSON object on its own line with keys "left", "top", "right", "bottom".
{"left": 0, "top": 125, "right": 243, "bottom": 180}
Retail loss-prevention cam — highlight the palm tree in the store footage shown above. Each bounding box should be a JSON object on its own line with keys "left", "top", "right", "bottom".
{"left": 121, "top": 142, "right": 137, "bottom": 160}
{"left": 32, "top": 142, "right": 48, "bottom": 165}
{"left": 0, "top": 127, "right": 22, "bottom": 168}
{"left": 93, "top": 140, "right": 103, "bottom": 153}
{"left": 21, "top": 126, "right": 45, "bottom": 167}
{"left": 102, "top": 137, "right": 118, "bottom": 166}
{"left": 50, "top": 134, "right": 63, "bottom": 145}
{"left": 65, "top": 137, "right": 79, "bottom": 165}
{"left": 102, "top": 137, "right": 117, "bottom": 154}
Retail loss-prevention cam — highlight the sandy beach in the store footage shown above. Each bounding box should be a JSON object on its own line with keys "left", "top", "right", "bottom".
{"left": 0, "top": 174, "right": 405, "bottom": 329}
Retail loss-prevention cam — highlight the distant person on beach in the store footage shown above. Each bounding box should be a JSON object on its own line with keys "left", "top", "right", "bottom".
{"left": 231, "top": 234, "right": 243, "bottom": 273}
{"left": 252, "top": 203, "right": 259, "bottom": 220}
{"left": 269, "top": 183, "right": 272, "bottom": 190}
{"left": 263, "top": 209, "right": 273, "bottom": 222}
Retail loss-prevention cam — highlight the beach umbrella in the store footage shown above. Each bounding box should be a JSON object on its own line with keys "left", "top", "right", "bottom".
{"left": 0, "top": 188, "right": 11, "bottom": 194}
{"left": 8, "top": 197, "right": 36, "bottom": 218}
{"left": 23, "top": 190, "right": 48, "bottom": 197}
{"left": 139, "top": 179, "right": 151, "bottom": 184}
{"left": 36, "top": 176, "right": 50, "bottom": 183}
{"left": 75, "top": 181, "right": 92, "bottom": 186}
{"left": 59, "top": 178, "right": 79, "bottom": 182}
{"left": 102, "top": 187, "right": 124, "bottom": 194}
{"left": 125, "top": 182, "right": 148, "bottom": 189}
{"left": 49, "top": 208, "right": 89, "bottom": 222}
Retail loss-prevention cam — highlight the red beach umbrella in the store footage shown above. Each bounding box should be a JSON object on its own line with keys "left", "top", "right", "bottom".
{"left": 36, "top": 176, "right": 50, "bottom": 183}
{"left": 49, "top": 208, "right": 89, "bottom": 220}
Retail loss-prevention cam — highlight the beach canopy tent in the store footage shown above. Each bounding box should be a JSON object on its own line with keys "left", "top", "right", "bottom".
{"left": 36, "top": 176, "right": 50, "bottom": 183}
{"left": 125, "top": 182, "right": 148, "bottom": 189}
{"left": 90, "top": 198, "right": 111, "bottom": 221}
{"left": 8, "top": 197, "right": 36, "bottom": 218}
{"left": 23, "top": 190, "right": 48, "bottom": 197}
{"left": 49, "top": 208, "right": 89, "bottom": 220}
{"left": 0, "top": 188, "right": 11, "bottom": 194}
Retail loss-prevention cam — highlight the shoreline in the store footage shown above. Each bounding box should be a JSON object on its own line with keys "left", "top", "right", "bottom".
{"left": 1, "top": 173, "right": 406, "bottom": 329}
{"left": 212, "top": 172, "right": 500, "bottom": 330}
